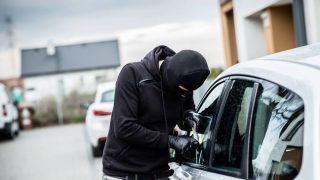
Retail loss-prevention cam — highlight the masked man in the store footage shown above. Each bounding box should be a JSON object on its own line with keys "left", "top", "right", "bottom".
{"left": 102, "top": 45, "right": 210, "bottom": 180}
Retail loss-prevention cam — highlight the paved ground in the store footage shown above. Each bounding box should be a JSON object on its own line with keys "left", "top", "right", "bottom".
{"left": 0, "top": 124, "right": 103, "bottom": 180}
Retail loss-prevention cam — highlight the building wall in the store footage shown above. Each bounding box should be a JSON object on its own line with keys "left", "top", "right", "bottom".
{"left": 218, "top": 0, "right": 320, "bottom": 63}
{"left": 23, "top": 68, "right": 118, "bottom": 103}
{"left": 0, "top": 48, "right": 21, "bottom": 80}
{"left": 304, "top": 0, "right": 320, "bottom": 44}
{"left": 233, "top": 0, "right": 289, "bottom": 62}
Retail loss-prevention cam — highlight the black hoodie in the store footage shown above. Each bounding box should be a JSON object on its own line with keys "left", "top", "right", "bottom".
{"left": 102, "top": 45, "right": 209, "bottom": 176}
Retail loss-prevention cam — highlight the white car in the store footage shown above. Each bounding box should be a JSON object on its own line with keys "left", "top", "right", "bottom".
{"left": 0, "top": 83, "right": 19, "bottom": 139}
{"left": 171, "top": 44, "right": 320, "bottom": 180}
{"left": 85, "top": 82, "right": 115, "bottom": 157}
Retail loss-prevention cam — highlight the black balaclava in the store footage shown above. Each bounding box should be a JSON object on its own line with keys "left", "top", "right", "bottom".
{"left": 160, "top": 50, "right": 210, "bottom": 97}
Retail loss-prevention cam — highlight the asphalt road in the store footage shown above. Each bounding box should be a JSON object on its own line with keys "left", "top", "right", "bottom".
{"left": 0, "top": 124, "right": 103, "bottom": 180}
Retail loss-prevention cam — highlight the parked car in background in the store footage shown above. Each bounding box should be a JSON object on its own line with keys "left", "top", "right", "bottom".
{"left": 171, "top": 44, "right": 320, "bottom": 180}
{"left": 84, "top": 82, "right": 115, "bottom": 157}
{"left": 0, "top": 83, "right": 19, "bottom": 139}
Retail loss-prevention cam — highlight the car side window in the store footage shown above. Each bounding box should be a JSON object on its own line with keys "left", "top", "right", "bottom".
{"left": 212, "top": 80, "right": 254, "bottom": 170}
{"left": 251, "top": 81, "right": 304, "bottom": 179}
{"left": 185, "top": 82, "right": 225, "bottom": 166}
{"left": 101, "top": 90, "right": 115, "bottom": 103}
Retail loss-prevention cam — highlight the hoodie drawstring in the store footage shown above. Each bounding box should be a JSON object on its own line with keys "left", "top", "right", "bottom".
{"left": 160, "top": 75, "right": 169, "bottom": 148}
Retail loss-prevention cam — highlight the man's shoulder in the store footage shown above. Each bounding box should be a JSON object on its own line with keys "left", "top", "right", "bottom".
{"left": 118, "top": 62, "right": 147, "bottom": 83}
{"left": 121, "top": 62, "right": 143, "bottom": 71}
{"left": 126, "top": 61, "right": 145, "bottom": 70}
{"left": 122, "top": 62, "right": 151, "bottom": 80}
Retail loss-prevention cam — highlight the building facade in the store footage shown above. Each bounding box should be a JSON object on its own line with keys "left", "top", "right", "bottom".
{"left": 21, "top": 40, "right": 120, "bottom": 102}
{"left": 215, "top": 0, "right": 320, "bottom": 67}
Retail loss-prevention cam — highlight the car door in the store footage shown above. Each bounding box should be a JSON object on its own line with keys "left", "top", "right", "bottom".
{"left": 172, "top": 78, "right": 229, "bottom": 180}
{"left": 176, "top": 76, "right": 305, "bottom": 180}
{"left": 175, "top": 77, "right": 259, "bottom": 180}
{"left": 249, "top": 80, "right": 304, "bottom": 179}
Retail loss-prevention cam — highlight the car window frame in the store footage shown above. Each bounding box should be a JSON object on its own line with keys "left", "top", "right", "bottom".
{"left": 180, "top": 77, "right": 230, "bottom": 170}
{"left": 195, "top": 77, "right": 230, "bottom": 112}
{"left": 180, "top": 76, "right": 260, "bottom": 177}
{"left": 247, "top": 78, "right": 305, "bottom": 179}
{"left": 205, "top": 76, "right": 259, "bottom": 179}
{"left": 181, "top": 74, "right": 306, "bottom": 179}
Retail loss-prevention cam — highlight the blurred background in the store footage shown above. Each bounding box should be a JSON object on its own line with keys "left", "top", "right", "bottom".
{"left": 0, "top": 0, "right": 319, "bottom": 179}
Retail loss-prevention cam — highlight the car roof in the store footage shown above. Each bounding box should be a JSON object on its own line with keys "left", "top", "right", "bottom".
{"left": 216, "top": 43, "right": 320, "bottom": 97}
{"left": 258, "top": 43, "right": 320, "bottom": 70}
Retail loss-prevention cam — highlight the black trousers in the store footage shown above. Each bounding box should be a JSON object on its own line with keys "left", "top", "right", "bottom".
{"left": 102, "top": 169, "right": 173, "bottom": 180}
{"left": 102, "top": 174, "right": 170, "bottom": 180}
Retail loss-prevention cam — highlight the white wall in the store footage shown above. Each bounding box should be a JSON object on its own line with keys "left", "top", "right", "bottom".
{"left": 233, "top": 0, "right": 287, "bottom": 62}
{"left": 304, "top": 0, "right": 320, "bottom": 44}
{"left": 0, "top": 48, "right": 20, "bottom": 80}
{"left": 24, "top": 68, "right": 118, "bottom": 103}
{"left": 230, "top": 0, "right": 319, "bottom": 62}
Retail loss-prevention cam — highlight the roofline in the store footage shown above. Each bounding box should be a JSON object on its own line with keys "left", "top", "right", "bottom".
{"left": 22, "top": 65, "right": 120, "bottom": 78}
{"left": 21, "top": 39, "right": 119, "bottom": 51}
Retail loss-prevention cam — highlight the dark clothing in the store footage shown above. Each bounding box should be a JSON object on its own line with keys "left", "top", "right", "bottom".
{"left": 102, "top": 46, "right": 195, "bottom": 176}
{"left": 103, "top": 169, "right": 173, "bottom": 180}
{"left": 161, "top": 50, "right": 209, "bottom": 94}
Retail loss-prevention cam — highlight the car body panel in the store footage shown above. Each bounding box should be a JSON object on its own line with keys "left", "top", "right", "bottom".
{"left": 214, "top": 61, "right": 320, "bottom": 180}
{"left": 179, "top": 44, "right": 320, "bottom": 179}
{"left": 171, "top": 163, "right": 242, "bottom": 180}
{"left": 0, "top": 83, "right": 19, "bottom": 137}
{"left": 86, "top": 103, "right": 113, "bottom": 147}
{"left": 85, "top": 82, "right": 115, "bottom": 147}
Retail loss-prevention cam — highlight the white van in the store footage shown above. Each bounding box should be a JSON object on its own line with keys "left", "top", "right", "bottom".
{"left": 0, "top": 83, "right": 19, "bottom": 139}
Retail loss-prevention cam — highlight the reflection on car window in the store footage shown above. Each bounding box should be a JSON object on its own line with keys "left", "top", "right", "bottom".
{"left": 101, "top": 90, "right": 115, "bottom": 103}
{"left": 251, "top": 81, "right": 304, "bottom": 179}
{"left": 212, "top": 80, "right": 254, "bottom": 169}
{"left": 186, "top": 82, "right": 225, "bottom": 166}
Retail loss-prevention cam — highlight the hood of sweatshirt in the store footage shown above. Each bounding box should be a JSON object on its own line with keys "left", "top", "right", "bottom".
{"left": 141, "top": 45, "right": 176, "bottom": 82}
{"left": 160, "top": 50, "right": 210, "bottom": 96}
{"left": 141, "top": 46, "right": 210, "bottom": 97}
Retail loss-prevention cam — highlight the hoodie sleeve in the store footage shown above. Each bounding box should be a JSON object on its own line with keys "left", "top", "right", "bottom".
{"left": 112, "top": 64, "right": 169, "bottom": 149}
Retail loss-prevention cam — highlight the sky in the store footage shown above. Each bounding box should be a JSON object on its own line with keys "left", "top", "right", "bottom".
{"left": 0, "top": 0, "right": 225, "bottom": 79}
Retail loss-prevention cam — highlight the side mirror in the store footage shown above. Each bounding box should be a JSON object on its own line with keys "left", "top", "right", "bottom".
{"left": 184, "top": 111, "right": 212, "bottom": 134}
{"left": 80, "top": 102, "right": 92, "bottom": 110}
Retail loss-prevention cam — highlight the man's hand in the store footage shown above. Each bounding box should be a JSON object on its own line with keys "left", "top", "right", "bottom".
{"left": 169, "top": 135, "right": 199, "bottom": 159}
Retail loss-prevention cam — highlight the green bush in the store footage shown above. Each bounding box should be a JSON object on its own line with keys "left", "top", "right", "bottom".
{"left": 207, "top": 67, "right": 224, "bottom": 80}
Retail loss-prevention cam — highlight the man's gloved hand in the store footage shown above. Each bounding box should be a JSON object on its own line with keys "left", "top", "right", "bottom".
{"left": 181, "top": 110, "right": 210, "bottom": 134}
{"left": 169, "top": 135, "right": 199, "bottom": 159}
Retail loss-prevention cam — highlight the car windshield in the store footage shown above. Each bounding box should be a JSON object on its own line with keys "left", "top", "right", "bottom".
{"left": 101, "top": 90, "right": 115, "bottom": 103}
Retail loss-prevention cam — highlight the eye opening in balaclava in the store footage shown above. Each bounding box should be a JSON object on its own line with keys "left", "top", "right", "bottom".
{"left": 160, "top": 50, "right": 210, "bottom": 97}
{"left": 177, "top": 85, "right": 190, "bottom": 97}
